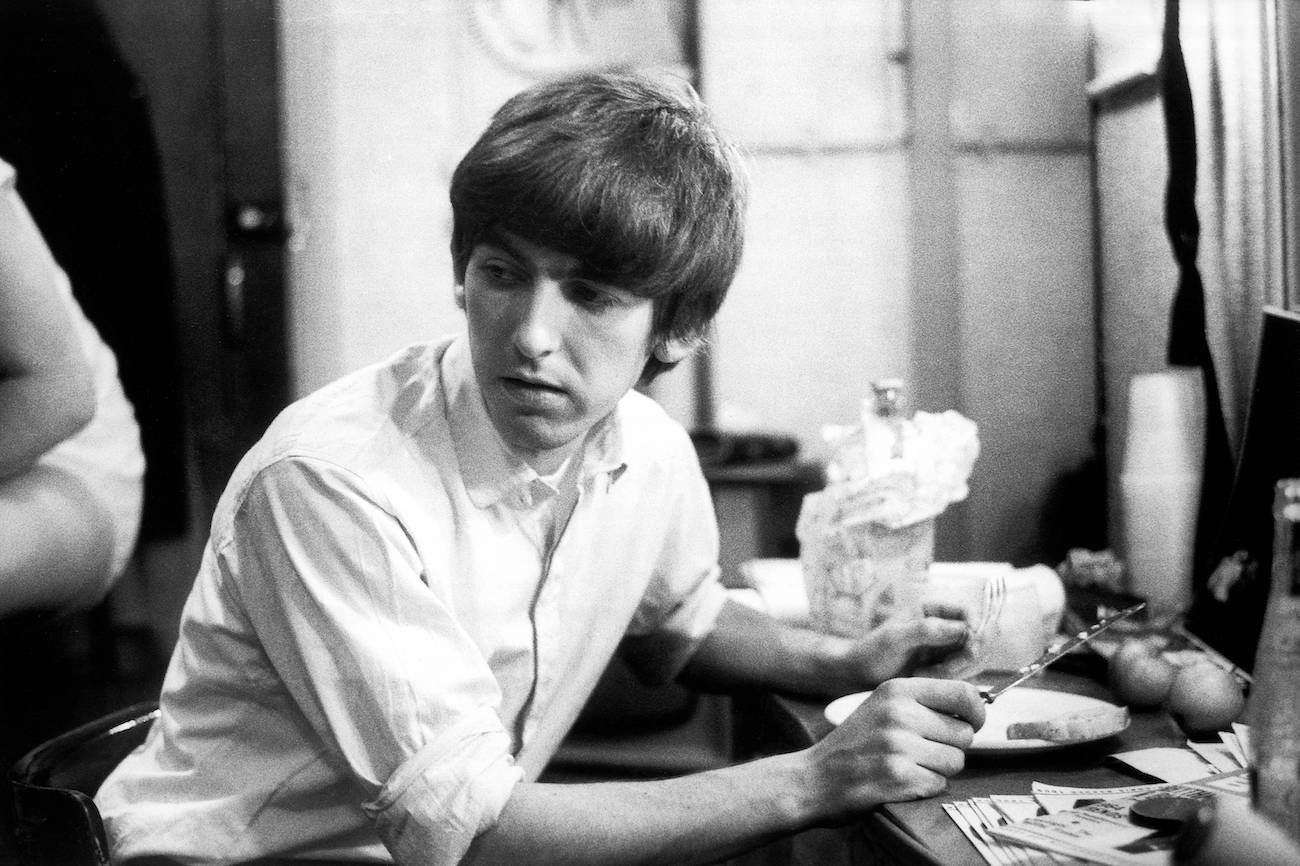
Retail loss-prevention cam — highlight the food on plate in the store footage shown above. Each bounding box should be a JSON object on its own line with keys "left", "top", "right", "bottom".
{"left": 1108, "top": 637, "right": 1177, "bottom": 709}
{"left": 1006, "top": 705, "right": 1130, "bottom": 743}
{"left": 1166, "top": 660, "right": 1245, "bottom": 736}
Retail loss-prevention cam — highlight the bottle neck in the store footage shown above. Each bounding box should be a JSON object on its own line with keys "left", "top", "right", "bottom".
{"left": 871, "top": 380, "right": 904, "bottom": 418}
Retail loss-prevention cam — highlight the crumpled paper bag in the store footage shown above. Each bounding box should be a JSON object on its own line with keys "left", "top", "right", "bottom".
{"left": 799, "top": 394, "right": 979, "bottom": 637}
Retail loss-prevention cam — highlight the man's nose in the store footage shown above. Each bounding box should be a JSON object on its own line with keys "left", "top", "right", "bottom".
{"left": 512, "top": 282, "right": 565, "bottom": 359}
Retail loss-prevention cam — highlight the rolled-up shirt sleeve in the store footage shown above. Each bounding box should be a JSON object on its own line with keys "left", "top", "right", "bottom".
{"left": 222, "top": 455, "right": 522, "bottom": 865}
{"left": 363, "top": 708, "right": 519, "bottom": 865}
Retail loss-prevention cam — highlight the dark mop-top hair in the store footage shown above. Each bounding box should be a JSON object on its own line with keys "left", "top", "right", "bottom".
{"left": 450, "top": 70, "right": 749, "bottom": 381}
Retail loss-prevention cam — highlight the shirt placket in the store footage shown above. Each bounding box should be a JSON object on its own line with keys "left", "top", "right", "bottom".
{"left": 520, "top": 480, "right": 586, "bottom": 746}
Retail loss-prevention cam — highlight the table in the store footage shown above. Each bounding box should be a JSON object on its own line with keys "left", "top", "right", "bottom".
{"left": 729, "top": 661, "right": 1189, "bottom": 866}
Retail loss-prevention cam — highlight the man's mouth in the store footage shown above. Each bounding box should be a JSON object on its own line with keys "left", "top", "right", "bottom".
{"left": 501, "top": 375, "right": 567, "bottom": 404}
{"left": 503, "top": 374, "right": 563, "bottom": 392}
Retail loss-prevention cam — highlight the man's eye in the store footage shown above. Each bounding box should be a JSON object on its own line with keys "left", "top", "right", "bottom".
{"left": 570, "top": 282, "right": 619, "bottom": 310}
{"left": 480, "top": 261, "right": 522, "bottom": 285}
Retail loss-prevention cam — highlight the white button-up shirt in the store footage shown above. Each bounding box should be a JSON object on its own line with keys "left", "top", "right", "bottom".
{"left": 96, "top": 335, "right": 726, "bottom": 865}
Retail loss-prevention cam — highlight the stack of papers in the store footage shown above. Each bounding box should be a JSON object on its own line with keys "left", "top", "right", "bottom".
{"left": 988, "top": 770, "right": 1249, "bottom": 865}
{"left": 943, "top": 794, "right": 1081, "bottom": 864}
{"left": 944, "top": 728, "right": 1253, "bottom": 866}
{"left": 1106, "top": 723, "right": 1249, "bottom": 783}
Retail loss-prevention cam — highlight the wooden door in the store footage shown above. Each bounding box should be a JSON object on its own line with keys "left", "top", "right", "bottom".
{"left": 97, "top": 0, "right": 289, "bottom": 516}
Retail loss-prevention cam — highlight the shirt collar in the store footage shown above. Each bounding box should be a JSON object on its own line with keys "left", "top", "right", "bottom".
{"left": 442, "top": 337, "right": 628, "bottom": 510}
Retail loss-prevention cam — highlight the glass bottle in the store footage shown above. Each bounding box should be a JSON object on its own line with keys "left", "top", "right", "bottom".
{"left": 867, "top": 378, "right": 906, "bottom": 459}
{"left": 871, "top": 378, "right": 905, "bottom": 418}
{"left": 1247, "top": 478, "right": 1300, "bottom": 843}
{"left": 1173, "top": 797, "right": 1300, "bottom": 865}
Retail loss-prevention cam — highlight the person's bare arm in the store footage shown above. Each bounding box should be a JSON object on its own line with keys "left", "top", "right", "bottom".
{"left": 680, "top": 596, "right": 972, "bottom": 699}
{"left": 463, "top": 678, "right": 985, "bottom": 866}
{"left": 0, "top": 184, "right": 94, "bottom": 479}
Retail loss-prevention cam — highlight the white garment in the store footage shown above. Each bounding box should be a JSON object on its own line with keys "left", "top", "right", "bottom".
{"left": 96, "top": 335, "right": 726, "bottom": 865}
{"left": 1, "top": 159, "right": 145, "bottom": 583}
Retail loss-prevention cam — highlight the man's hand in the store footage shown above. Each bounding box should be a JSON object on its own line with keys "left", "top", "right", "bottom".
{"left": 682, "top": 598, "right": 977, "bottom": 701}
{"left": 837, "top": 602, "right": 972, "bottom": 687}
{"left": 804, "top": 678, "right": 986, "bottom": 820}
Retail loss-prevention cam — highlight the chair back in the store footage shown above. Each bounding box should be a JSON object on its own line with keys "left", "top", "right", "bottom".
{"left": 9, "top": 701, "right": 158, "bottom": 866}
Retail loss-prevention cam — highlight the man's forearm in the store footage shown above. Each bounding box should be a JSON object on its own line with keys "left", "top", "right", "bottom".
{"left": 463, "top": 750, "right": 821, "bottom": 866}
{"left": 681, "top": 598, "right": 858, "bottom": 699}
{"left": 462, "top": 670, "right": 986, "bottom": 866}
{"left": 681, "top": 597, "right": 971, "bottom": 700}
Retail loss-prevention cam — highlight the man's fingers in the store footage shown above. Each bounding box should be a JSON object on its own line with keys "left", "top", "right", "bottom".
{"left": 915, "top": 738, "right": 969, "bottom": 778}
{"left": 908, "top": 616, "right": 970, "bottom": 648}
{"left": 887, "top": 677, "right": 987, "bottom": 730}
{"left": 875, "top": 700, "right": 977, "bottom": 751}
{"left": 921, "top": 600, "right": 968, "bottom": 622}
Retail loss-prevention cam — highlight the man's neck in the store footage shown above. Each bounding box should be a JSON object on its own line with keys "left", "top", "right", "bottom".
{"left": 535, "top": 452, "right": 575, "bottom": 489}
{"left": 525, "top": 443, "right": 577, "bottom": 478}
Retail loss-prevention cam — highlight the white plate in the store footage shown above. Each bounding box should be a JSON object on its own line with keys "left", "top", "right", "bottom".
{"left": 823, "top": 687, "right": 1128, "bottom": 754}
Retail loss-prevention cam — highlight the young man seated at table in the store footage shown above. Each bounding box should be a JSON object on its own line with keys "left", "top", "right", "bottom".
{"left": 96, "top": 71, "right": 986, "bottom": 866}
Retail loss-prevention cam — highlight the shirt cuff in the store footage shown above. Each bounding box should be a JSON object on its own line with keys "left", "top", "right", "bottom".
{"left": 362, "top": 706, "right": 523, "bottom": 866}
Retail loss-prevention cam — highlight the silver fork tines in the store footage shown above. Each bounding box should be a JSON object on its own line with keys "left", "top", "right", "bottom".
{"left": 975, "top": 570, "right": 1005, "bottom": 638}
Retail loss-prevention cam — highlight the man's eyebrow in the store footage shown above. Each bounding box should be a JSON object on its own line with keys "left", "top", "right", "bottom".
{"left": 481, "top": 229, "right": 600, "bottom": 282}
{"left": 478, "top": 229, "right": 523, "bottom": 260}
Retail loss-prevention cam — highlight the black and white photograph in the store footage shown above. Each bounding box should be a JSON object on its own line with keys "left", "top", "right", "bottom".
{"left": 1, "top": 2, "right": 1298, "bottom": 864}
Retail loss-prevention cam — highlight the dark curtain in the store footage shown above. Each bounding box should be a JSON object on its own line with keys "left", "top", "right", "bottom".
{"left": 1163, "top": 0, "right": 1275, "bottom": 670}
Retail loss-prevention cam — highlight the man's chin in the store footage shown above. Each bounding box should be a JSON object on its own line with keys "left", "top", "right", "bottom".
{"left": 500, "top": 421, "right": 581, "bottom": 461}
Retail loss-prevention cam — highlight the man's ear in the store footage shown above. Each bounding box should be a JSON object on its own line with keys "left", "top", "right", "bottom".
{"left": 653, "top": 337, "right": 697, "bottom": 364}
{"left": 454, "top": 283, "right": 466, "bottom": 310}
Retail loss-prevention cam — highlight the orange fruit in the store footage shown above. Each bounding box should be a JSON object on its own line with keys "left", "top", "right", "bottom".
{"left": 1166, "top": 661, "right": 1245, "bottom": 736}
{"left": 1109, "top": 639, "right": 1177, "bottom": 709}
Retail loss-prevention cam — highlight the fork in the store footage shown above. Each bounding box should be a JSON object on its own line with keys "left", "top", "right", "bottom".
{"left": 973, "top": 570, "right": 1006, "bottom": 639}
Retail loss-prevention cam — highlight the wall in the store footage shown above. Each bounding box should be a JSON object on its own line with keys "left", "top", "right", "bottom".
{"left": 947, "top": 0, "right": 1096, "bottom": 563}
{"left": 699, "top": 0, "right": 913, "bottom": 453}
{"left": 280, "top": 0, "right": 462, "bottom": 396}
{"left": 1090, "top": 1, "right": 1172, "bottom": 551}
{"left": 701, "top": 0, "right": 1097, "bottom": 563}
{"left": 280, "top": 0, "right": 692, "bottom": 396}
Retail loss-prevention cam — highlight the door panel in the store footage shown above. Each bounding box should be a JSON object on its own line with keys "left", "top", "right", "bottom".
{"left": 98, "top": 0, "right": 289, "bottom": 513}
